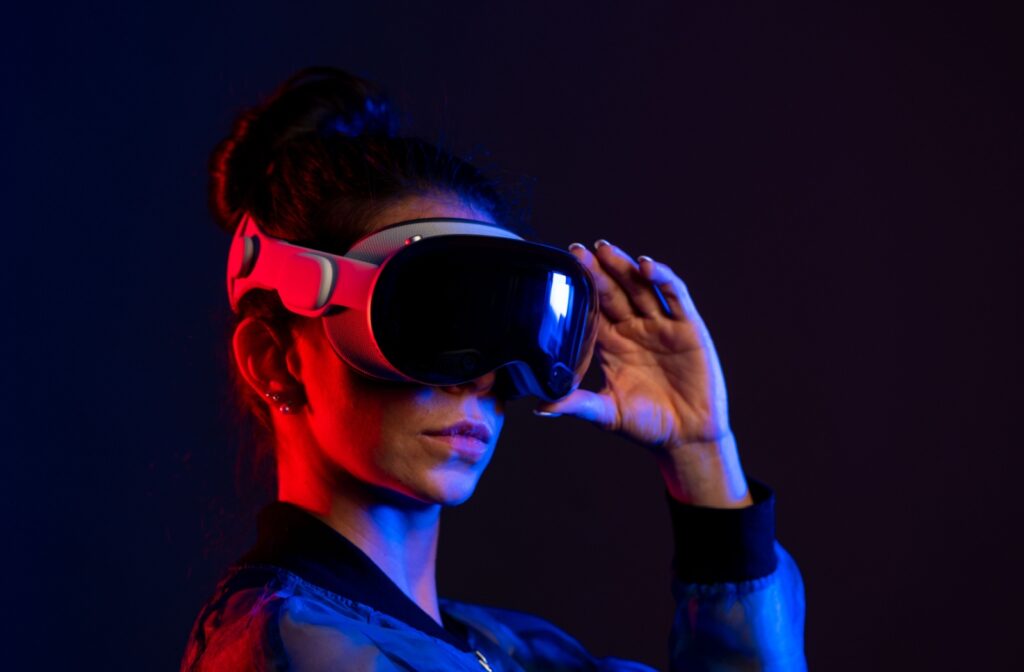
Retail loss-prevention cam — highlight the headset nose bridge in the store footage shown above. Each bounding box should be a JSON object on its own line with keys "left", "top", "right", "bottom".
{"left": 441, "top": 370, "right": 497, "bottom": 396}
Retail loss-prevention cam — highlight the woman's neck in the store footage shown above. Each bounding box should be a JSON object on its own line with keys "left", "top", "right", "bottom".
{"left": 277, "top": 459, "right": 444, "bottom": 624}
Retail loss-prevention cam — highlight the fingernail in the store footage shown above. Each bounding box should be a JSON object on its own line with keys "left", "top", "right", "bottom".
{"left": 594, "top": 239, "right": 610, "bottom": 249}
{"left": 533, "top": 409, "right": 562, "bottom": 417}
{"left": 568, "top": 242, "right": 586, "bottom": 252}
{"left": 638, "top": 255, "right": 653, "bottom": 264}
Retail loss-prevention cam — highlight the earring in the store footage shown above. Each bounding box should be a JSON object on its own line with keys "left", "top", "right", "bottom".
{"left": 264, "top": 390, "right": 303, "bottom": 414}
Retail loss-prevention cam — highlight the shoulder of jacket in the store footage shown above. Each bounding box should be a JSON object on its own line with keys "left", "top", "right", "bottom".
{"left": 181, "top": 564, "right": 382, "bottom": 672}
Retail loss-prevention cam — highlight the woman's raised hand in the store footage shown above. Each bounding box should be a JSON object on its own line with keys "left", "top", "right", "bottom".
{"left": 533, "top": 239, "right": 752, "bottom": 508}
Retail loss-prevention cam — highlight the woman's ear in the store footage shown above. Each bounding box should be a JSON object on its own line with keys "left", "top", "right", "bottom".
{"left": 232, "top": 317, "right": 305, "bottom": 408}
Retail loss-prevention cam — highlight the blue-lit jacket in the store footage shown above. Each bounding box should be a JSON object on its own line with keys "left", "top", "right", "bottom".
{"left": 181, "top": 482, "right": 806, "bottom": 671}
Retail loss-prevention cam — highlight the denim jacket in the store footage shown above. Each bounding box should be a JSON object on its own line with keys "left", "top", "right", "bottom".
{"left": 181, "top": 482, "right": 806, "bottom": 671}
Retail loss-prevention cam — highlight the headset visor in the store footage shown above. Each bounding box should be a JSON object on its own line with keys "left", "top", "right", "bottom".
{"left": 366, "top": 236, "right": 598, "bottom": 401}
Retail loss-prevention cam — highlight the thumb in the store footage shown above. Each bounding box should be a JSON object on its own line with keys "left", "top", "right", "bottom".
{"left": 533, "top": 388, "right": 617, "bottom": 428}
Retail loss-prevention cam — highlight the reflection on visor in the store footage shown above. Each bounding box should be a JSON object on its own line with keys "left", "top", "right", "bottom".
{"left": 549, "top": 272, "right": 570, "bottom": 318}
{"left": 538, "top": 272, "right": 573, "bottom": 363}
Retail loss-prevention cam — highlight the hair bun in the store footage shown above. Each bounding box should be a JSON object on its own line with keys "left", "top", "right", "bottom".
{"left": 318, "top": 91, "right": 395, "bottom": 138}
{"left": 271, "top": 66, "right": 397, "bottom": 141}
{"left": 209, "top": 66, "right": 398, "bottom": 230}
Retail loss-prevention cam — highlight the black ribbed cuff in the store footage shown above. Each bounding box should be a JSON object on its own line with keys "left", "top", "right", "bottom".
{"left": 667, "top": 478, "right": 777, "bottom": 583}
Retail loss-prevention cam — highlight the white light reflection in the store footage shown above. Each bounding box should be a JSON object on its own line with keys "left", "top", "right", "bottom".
{"left": 548, "top": 272, "right": 570, "bottom": 319}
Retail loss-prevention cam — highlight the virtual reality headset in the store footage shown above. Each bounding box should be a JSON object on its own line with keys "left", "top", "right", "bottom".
{"left": 226, "top": 214, "right": 599, "bottom": 402}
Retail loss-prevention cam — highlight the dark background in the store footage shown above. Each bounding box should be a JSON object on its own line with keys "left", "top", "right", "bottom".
{"left": 5, "top": 1, "right": 1022, "bottom": 669}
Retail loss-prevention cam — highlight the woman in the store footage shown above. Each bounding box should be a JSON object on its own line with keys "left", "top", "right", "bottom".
{"left": 182, "top": 66, "right": 806, "bottom": 671}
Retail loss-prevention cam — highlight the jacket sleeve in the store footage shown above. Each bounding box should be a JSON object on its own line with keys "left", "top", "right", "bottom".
{"left": 446, "top": 479, "right": 805, "bottom": 672}
{"left": 666, "top": 480, "right": 807, "bottom": 671}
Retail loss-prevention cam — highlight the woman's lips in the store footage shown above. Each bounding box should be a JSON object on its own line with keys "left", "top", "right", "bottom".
{"left": 423, "top": 420, "right": 492, "bottom": 443}
{"left": 422, "top": 433, "right": 489, "bottom": 462}
{"left": 422, "top": 419, "right": 493, "bottom": 462}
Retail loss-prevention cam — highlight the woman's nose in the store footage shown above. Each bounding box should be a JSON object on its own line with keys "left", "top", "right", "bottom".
{"left": 440, "top": 371, "right": 497, "bottom": 396}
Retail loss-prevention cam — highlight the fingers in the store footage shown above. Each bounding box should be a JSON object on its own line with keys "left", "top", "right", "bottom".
{"left": 568, "top": 242, "right": 636, "bottom": 322}
{"left": 591, "top": 239, "right": 670, "bottom": 319}
{"left": 533, "top": 387, "right": 618, "bottom": 429}
{"left": 637, "top": 256, "right": 701, "bottom": 323}
{"left": 569, "top": 239, "right": 695, "bottom": 323}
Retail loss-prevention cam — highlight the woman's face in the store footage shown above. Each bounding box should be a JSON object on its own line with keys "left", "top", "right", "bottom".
{"left": 285, "top": 193, "right": 506, "bottom": 508}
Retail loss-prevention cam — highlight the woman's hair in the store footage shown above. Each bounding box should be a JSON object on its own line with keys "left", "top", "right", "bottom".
{"left": 209, "top": 66, "right": 528, "bottom": 482}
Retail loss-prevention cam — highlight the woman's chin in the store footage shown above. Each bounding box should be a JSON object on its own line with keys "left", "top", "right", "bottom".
{"left": 370, "top": 472, "right": 482, "bottom": 508}
{"left": 415, "top": 470, "right": 486, "bottom": 507}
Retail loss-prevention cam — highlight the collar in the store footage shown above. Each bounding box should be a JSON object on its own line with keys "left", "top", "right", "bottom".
{"left": 236, "top": 501, "right": 472, "bottom": 652}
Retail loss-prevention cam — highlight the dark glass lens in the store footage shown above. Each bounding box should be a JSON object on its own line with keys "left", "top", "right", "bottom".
{"left": 370, "top": 236, "right": 597, "bottom": 398}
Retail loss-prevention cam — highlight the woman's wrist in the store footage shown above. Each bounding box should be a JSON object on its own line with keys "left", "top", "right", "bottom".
{"left": 654, "top": 431, "right": 753, "bottom": 508}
